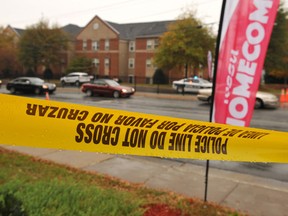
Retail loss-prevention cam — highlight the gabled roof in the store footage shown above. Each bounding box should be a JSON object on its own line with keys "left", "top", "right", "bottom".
{"left": 61, "top": 24, "right": 83, "bottom": 38}
{"left": 6, "top": 25, "right": 25, "bottom": 37}
{"left": 8, "top": 24, "right": 82, "bottom": 39}
{"left": 107, "top": 20, "right": 173, "bottom": 40}
{"left": 8, "top": 17, "right": 174, "bottom": 41}
{"left": 13, "top": 27, "right": 25, "bottom": 36}
{"left": 77, "top": 15, "right": 120, "bottom": 38}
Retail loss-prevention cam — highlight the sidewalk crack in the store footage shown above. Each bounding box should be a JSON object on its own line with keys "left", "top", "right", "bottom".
{"left": 219, "top": 183, "right": 239, "bottom": 205}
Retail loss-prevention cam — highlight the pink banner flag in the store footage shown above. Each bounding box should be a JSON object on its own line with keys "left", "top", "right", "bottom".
{"left": 212, "top": 0, "right": 280, "bottom": 126}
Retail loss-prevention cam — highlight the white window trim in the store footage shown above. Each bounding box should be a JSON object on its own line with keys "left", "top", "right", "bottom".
{"left": 105, "top": 58, "right": 110, "bottom": 68}
{"left": 83, "top": 40, "right": 87, "bottom": 50}
{"left": 146, "top": 40, "right": 153, "bottom": 50}
{"left": 92, "top": 41, "right": 99, "bottom": 51}
{"left": 129, "top": 41, "right": 135, "bottom": 52}
{"left": 128, "top": 58, "right": 135, "bottom": 69}
{"left": 154, "top": 39, "right": 159, "bottom": 49}
{"left": 146, "top": 59, "right": 152, "bottom": 68}
{"left": 93, "top": 58, "right": 99, "bottom": 67}
{"left": 105, "top": 39, "right": 110, "bottom": 50}
{"left": 146, "top": 39, "right": 159, "bottom": 50}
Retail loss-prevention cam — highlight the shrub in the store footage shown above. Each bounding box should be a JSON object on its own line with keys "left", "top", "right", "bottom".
{"left": 0, "top": 191, "right": 27, "bottom": 216}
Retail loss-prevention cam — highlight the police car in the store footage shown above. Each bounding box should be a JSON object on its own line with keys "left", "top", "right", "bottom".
{"left": 172, "top": 76, "right": 212, "bottom": 93}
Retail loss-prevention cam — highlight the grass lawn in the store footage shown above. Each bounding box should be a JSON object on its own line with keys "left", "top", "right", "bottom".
{"left": 0, "top": 147, "right": 245, "bottom": 216}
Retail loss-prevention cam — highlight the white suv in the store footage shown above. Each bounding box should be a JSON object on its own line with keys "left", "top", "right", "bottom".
{"left": 60, "top": 72, "right": 91, "bottom": 87}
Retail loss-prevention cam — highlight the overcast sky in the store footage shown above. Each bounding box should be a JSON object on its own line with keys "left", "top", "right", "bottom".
{"left": 1, "top": 0, "right": 223, "bottom": 29}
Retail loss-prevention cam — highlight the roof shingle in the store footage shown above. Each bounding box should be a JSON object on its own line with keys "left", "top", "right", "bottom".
{"left": 107, "top": 20, "right": 173, "bottom": 40}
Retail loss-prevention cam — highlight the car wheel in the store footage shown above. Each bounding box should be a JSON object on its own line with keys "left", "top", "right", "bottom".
{"left": 254, "top": 98, "right": 263, "bottom": 109}
{"left": 75, "top": 81, "right": 80, "bottom": 87}
{"left": 86, "top": 89, "right": 93, "bottom": 97}
{"left": 113, "top": 91, "right": 120, "bottom": 98}
{"left": 176, "top": 86, "right": 184, "bottom": 94}
{"left": 208, "top": 96, "right": 212, "bottom": 104}
{"left": 61, "top": 81, "right": 66, "bottom": 87}
{"left": 35, "top": 88, "right": 41, "bottom": 95}
{"left": 10, "top": 87, "right": 16, "bottom": 94}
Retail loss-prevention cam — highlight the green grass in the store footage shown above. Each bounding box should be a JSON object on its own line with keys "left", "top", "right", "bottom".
{"left": 0, "top": 147, "right": 244, "bottom": 216}
{"left": 1, "top": 180, "right": 143, "bottom": 216}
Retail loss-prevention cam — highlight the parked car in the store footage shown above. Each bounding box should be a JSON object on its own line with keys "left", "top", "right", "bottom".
{"left": 81, "top": 79, "right": 135, "bottom": 98}
{"left": 197, "top": 88, "right": 279, "bottom": 109}
{"left": 60, "top": 72, "right": 91, "bottom": 87}
{"left": 172, "top": 77, "right": 212, "bottom": 93}
{"left": 6, "top": 77, "right": 56, "bottom": 95}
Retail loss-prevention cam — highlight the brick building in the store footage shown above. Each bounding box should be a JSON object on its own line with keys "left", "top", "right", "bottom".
{"left": 75, "top": 15, "right": 177, "bottom": 84}
{"left": 5, "top": 15, "right": 193, "bottom": 83}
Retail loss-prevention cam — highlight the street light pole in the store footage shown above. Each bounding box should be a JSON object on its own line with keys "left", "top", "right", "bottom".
{"left": 185, "top": 63, "right": 188, "bottom": 78}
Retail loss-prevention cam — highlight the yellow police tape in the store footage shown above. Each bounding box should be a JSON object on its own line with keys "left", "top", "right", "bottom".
{"left": 0, "top": 93, "right": 287, "bottom": 163}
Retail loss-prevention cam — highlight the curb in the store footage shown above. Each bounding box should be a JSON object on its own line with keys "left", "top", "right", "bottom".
{"left": 56, "top": 87, "right": 199, "bottom": 101}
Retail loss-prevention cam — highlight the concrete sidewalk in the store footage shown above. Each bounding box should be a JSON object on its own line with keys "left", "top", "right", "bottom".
{"left": 1, "top": 144, "right": 288, "bottom": 216}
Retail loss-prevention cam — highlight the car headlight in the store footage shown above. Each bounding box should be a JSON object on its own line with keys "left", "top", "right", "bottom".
{"left": 42, "top": 84, "right": 48, "bottom": 89}
{"left": 122, "top": 89, "right": 128, "bottom": 93}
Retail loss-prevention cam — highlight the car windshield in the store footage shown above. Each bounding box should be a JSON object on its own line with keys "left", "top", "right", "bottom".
{"left": 13, "top": 77, "right": 44, "bottom": 84}
{"left": 29, "top": 78, "right": 45, "bottom": 84}
{"left": 182, "top": 78, "right": 210, "bottom": 84}
{"left": 105, "top": 80, "right": 120, "bottom": 87}
{"left": 199, "top": 78, "right": 210, "bottom": 83}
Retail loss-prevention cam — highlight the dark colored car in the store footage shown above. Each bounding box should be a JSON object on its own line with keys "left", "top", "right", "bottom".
{"left": 81, "top": 79, "right": 135, "bottom": 98}
{"left": 6, "top": 77, "right": 57, "bottom": 95}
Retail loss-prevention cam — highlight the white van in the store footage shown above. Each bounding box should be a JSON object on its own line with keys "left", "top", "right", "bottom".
{"left": 60, "top": 72, "right": 91, "bottom": 87}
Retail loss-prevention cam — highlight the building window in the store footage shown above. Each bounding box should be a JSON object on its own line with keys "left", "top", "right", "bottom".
{"left": 105, "top": 58, "right": 110, "bottom": 68}
{"left": 129, "top": 41, "right": 135, "bottom": 52}
{"left": 146, "top": 59, "right": 152, "bottom": 68}
{"left": 128, "top": 58, "right": 135, "bottom": 69}
{"left": 93, "top": 58, "right": 99, "bottom": 67}
{"left": 92, "top": 41, "right": 99, "bottom": 51}
{"left": 93, "top": 23, "right": 99, "bottom": 30}
{"left": 83, "top": 40, "right": 87, "bottom": 50}
{"left": 104, "top": 58, "right": 110, "bottom": 76}
{"left": 146, "top": 40, "right": 153, "bottom": 50}
{"left": 146, "top": 39, "right": 158, "bottom": 50}
{"left": 154, "top": 39, "right": 159, "bottom": 49}
{"left": 105, "top": 39, "right": 110, "bottom": 50}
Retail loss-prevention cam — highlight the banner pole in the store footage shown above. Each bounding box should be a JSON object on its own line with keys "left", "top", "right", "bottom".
{"left": 204, "top": 0, "right": 227, "bottom": 202}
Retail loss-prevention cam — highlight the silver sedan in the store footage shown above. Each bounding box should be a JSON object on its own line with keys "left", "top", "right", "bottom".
{"left": 197, "top": 88, "right": 279, "bottom": 109}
